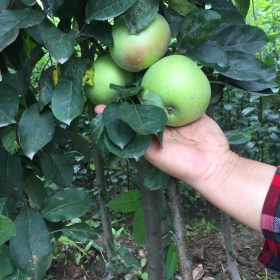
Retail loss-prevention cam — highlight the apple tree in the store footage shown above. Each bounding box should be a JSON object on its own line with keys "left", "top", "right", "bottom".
{"left": 0, "top": 0, "right": 278, "bottom": 279}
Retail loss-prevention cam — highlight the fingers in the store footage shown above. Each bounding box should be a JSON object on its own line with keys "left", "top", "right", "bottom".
{"left": 94, "top": 104, "right": 106, "bottom": 114}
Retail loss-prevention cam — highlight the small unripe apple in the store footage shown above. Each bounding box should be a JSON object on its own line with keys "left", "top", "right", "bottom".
{"left": 109, "top": 14, "right": 171, "bottom": 73}
{"left": 84, "top": 54, "right": 134, "bottom": 105}
{"left": 141, "top": 55, "right": 211, "bottom": 127}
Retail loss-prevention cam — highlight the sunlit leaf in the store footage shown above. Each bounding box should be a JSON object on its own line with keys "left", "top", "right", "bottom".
{"left": 0, "top": 215, "right": 16, "bottom": 246}
{"left": 165, "top": 244, "right": 179, "bottom": 280}
{"left": 107, "top": 190, "right": 141, "bottom": 212}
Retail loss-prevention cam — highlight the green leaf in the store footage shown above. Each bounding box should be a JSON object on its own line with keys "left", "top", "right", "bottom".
{"left": 225, "top": 126, "right": 259, "bottom": 145}
{"left": 0, "top": 8, "right": 44, "bottom": 51}
{"left": 9, "top": 209, "right": 52, "bottom": 280}
{"left": 82, "top": 21, "right": 113, "bottom": 46}
{"left": 52, "top": 76, "right": 84, "bottom": 125}
{"left": 1, "top": 126, "right": 20, "bottom": 155}
{"left": 165, "top": 244, "right": 179, "bottom": 280}
{"left": 90, "top": 114, "right": 114, "bottom": 163}
{"left": 109, "top": 84, "right": 142, "bottom": 98}
{"left": 0, "top": 197, "right": 15, "bottom": 218}
{"left": 186, "top": 41, "right": 229, "bottom": 72}
{"left": 234, "top": 0, "right": 250, "bottom": 18}
{"left": 0, "top": 215, "right": 16, "bottom": 246}
{"left": 40, "top": 144, "right": 73, "bottom": 188}
{"left": 220, "top": 51, "right": 276, "bottom": 82}
{"left": 107, "top": 190, "right": 141, "bottom": 213}
{"left": 0, "top": 246, "right": 15, "bottom": 279}
{"left": 86, "top": 0, "right": 138, "bottom": 22}
{"left": 18, "top": 104, "right": 55, "bottom": 159}
{"left": 138, "top": 89, "right": 165, "bottom": 109}
{"left": 38, "top": 72, "right": 53, "bottom": 112}
{"left": 65, "top": 129, "right": 92, "bottom": 162}
{"left": 124, "top": 0, "right": 159, "bottom": 34}
{"left": 40, "top": 22, "right": 76, "bottom": 64}
{"left": 0, "top": 148, "right": 23, "bottom": 198}
{"left": 178, "top": 10, "right": 221, "bottom": 47}
{"left": 62, "top": 223, "right": 99, "bottom": 242}
{"left": 103, "top": 103, "right": 136, "bottom": 149}
{"left": 228, "top": 78, "right": 277, "bottom": 92}
{"left": 2, "top": 68, "right": 29, "bottom": 97}
{"left": 42, "top": 189, "right": 94, "bottom": 222}
{"left": 3, "top": 269, "right": 30, "bottom": 280}
{"left": 167, "top": 0, "right": 198, "bottom": 16}
{"left": 24, "top": 173, "right": 48, "bottom": 209}
{"left": 20, "top": 0, "right": 36, "bottom": 6}
{"left": 41, "top": 0, "right": 65, "bottom": 17}
{"left": 105, "top": 131, "right": 152, "bottom": 161}
{"left": 133, "top": 206, "right": 145, "bottom": 245}
{"left": 118, "top": 102, "right": 167, "bottom": 135}
{"left": 213, "top": 7, "right": 244, "bottom": 26}
{"left": 0, "top": 82, "right": 19, "bottom": 127}
{"left": 143, "top": 167, "right": 170, "bottom": 190}
{"left": 212, "top": 24, "right": 268, "bottom": 55}
{"left": 0, "top": 0, "right": 10, "bottom": 10}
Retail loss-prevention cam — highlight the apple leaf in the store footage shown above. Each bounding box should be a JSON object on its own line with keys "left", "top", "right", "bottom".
{"left": 118, "top": 102, "right": 167, "bottom": 135}
{"left": 0, "top": 197, "right": 15, "bottom": 218}
{"left": 41, "top": 189, "right": 94, "bottom": 222}
{"left": 41, "top": 0, "right": 65, "bottom": 18}
{"left": 211, "top": 24, "right": 268, "bottom": 55}
{"left": 165, "top": 244, "right": 179, "bottom": 280}
{"left": 107, "top": 190, "right": 141, "bottom": 212}
{"left": 86, "top": 0, "right": 138, "bottom": 22}
{"left": 143, "top": 166, "right": 170, "bottom": 190}
{"left": 225, "top": 126, "right": 259, "bottom": 145}
{"left": 104, "top": 131, "right": 152, "bottom": 161}
{"left": 213, "top": 7, "right": 244, "bottom": 25}
{"left": 178, "top": 9, "right": 221, "bottom": 47}
{"left": 138, "top": 89, "right": 165, "bottom": 109}
{"left": 187, "top": 41, "right": 229, "bottom": 72}
{"left": 40, "top": 22, "right": 77, "bottom": 64}
{"left": 0, "top": 8, "right": 44, "bottom": 51}
{"left": 18, "top": 104, "right": 55, "bottom": 159}
{"left": 0, "top": 246, "right": 15, "bottom": 279}
{"left": 133, "top": 206, "right": 145, "bottom": 245}
{"left": 0, "top": 82, "right": 19, "bottom": 127}
{"left": 20, "top": 0, "right": 37, "bottom": 6}
{"left": 62, "top": 223, "right": 99, "bottom": 242}
{"left": 103, "top": 103, "right": 136, "bottom": 150}
{"left": 124, "top": 0, "right": 159, "bottom": 34}
{"left": 90, "top": 114, "right": 113, "bottom": 163}
{"left": 1, "top": 126, "right": 19, "bottom": 155}
{"left": 220, "top": 51, "right": 276, "bottom": 82}
{"left": 167, "top": 0, "right": 198, "bottom": 16}
{"left": 40, "top": 144, "right": 73, "bottom": 188}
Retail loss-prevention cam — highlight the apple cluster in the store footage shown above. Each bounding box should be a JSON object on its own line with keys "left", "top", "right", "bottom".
{"left": 84, "top": 13, "right": 211, "bottom": 127}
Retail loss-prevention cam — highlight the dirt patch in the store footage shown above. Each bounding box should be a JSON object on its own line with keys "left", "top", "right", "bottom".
{"left": 45, "top": 199, "right": 279, "bottom": 280}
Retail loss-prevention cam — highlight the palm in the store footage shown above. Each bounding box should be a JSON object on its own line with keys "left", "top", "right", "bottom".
{"left": 144, "top": 115, "right": 230, "bottom": 186}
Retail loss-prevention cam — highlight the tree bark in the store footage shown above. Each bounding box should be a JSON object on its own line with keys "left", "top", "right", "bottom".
{"left": 168, "top": 178, "right": 193, "bottom": 280}
{"left": 220, "top": 211, "right": 241, "bottom": 280}
{"left": 138, "top": 159, "right": 165, "bottom": 280}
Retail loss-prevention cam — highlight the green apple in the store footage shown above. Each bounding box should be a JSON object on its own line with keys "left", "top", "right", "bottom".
{"left": 84, "top": 54, "right": 134, "bottom": 105}
{"left": 109, "top": 13, "right": 171, "bottom": 73}
{"left": 141, "top": 55, "right": 211, "bottom": 127}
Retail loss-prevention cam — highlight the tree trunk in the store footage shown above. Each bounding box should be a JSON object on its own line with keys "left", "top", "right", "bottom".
{"left": 138, "top": 159, "right": 165, "bottom": 280}
{"left": 220, "top": 211, "right": 241, "bottom": 280}
{"left": 168, "top": 178, "right": 193, "bottom": 280}
{"left": 89, "top": 104, "right": 115, "bottom": 260}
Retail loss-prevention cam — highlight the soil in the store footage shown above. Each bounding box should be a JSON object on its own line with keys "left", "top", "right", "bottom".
{"left": 45, "top": 198, "right": 280, "bottom": 280}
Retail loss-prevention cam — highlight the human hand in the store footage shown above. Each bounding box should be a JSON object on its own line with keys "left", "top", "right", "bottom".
{"left": 144, "top": 114, "right": 231, "bottom": 187}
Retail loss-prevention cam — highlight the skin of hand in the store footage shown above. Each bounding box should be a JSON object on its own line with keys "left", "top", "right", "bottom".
{"left": 94, "top": 104, "right": 276, "bottom": 232}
